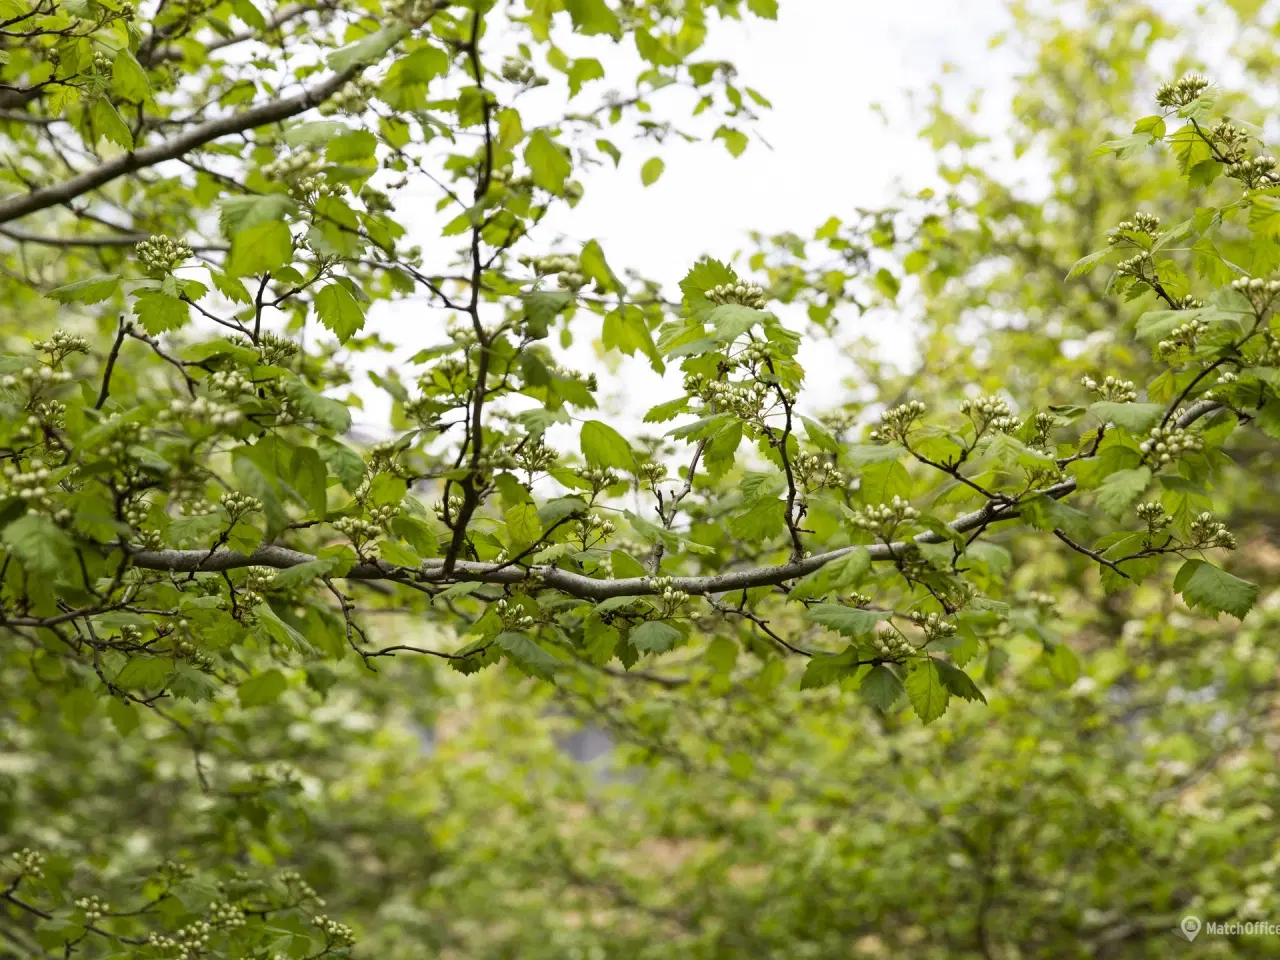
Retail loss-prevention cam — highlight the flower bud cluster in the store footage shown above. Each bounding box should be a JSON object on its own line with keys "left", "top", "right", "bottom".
{"left": 908, "top": 610, "right": 957, "bottom": 641}
{"left": 74, "top": 896, "right": 109, "bottom": 922}
{"left": 638, "top": 461, "right": 667, "bottom": 484}
{"left": 1024, "top": 409, "right": 1054, "bottom": 448}
{"left": 1, "top": 365, "right": 74, "bottom": 391}
{"left": 163, "top": 396, "right": 242, "bottom": 427}
{"left": 1155, "top": 73, "right": 1209, "bottom": 108}
{"left": 496, "top": 598, "right": 536, "bottom": 630}
{"left": 737, "top": 341, "right": 772, "bottom": 367}
{"left": 433, "top": 495, "right": 464, "bottom": 521}
{"left": 1139, "top": 424, "right": 1202, "bottom": 465}
{"left": 92, "top": 51, "right": 113, "bottom": 73}
{"left": 10, "top": 848, "right": 45, "bottom": 879}
{"left": 1189, "top": 512, "right": 1237, "bottom": 550}
{"left": 793, "top": 451, "right": 843, "bottom": 490}
{"left": 315, "top": 915, "right": 356, "bottom": 948}
{"left": 1136, "top": 501, "right": 1173, "bottom": 533}
{"left": 1081, "top": 375, "right": 1138, "bottom": 402}
{"left": 220, "top": 491, "right": 263, "bottom": 517}
{"left": 367, "top": 440, "right": 409, "bottom": 478}
{"left": 33, "top": 330, "right": 89, "bottom": 361}
{"left": 1108, "top": 212, "right": 1160, "bottom": 242}
{"left": 206, "top": 900, "right": 247, "bottom": 929}
{"left": 245, "top": 566, "right": 276, "bottom": 592}
{"left": 501, "top": 58, "right": 541, "bottom": 85}
{"left": 869, "top": 401, "right": 925, "bottom": 444}
{"left": 684, "top": 373, "right": 769, "bottom": 419}
{"left": 515, "top": 436, "right": 558, "bottom": 474}
{"left": 262, "top": 149, "right": 322, "bottom": 182}
{"left": 173, "top": 638, "right": 213, "bottom": 668}
{"left": 333, "top": 516, "right": 382, "bottom": 551}
{"left": 960, "top": 395, "right": 1013, "bottom": 429}
{"left": 580, "top": 466, "right": 621, "bottom": 489}
{"left": 576, "top": 513, "right": 617, "bottom": 544}
{"left": 208, "top": 370, "right": 253, "bottom": 397}
{"left": 319, "top": 77, "right": 377, "bottom": 116}
{"left": 136, "top": 234, "right": 193, "bottom": 273}
{"left": 850, "top": 496, "right": 919, "bottom": 537}
{"left": 706, "top": 282, "right": 768, "bottom": 309}
{"left": 1231, "top": 275, "right": 1280, "bottom": 305}
{"left": 1227, "top": 155, "right": 1280, "bottom": 191}
{"left": 290, "top": 173, "right": 346, "bottom": 202}
{"left": 1116, "top": 253, "right": 1150, "bottom": 277}
{"left": 650, "top": 575, "right": 689, "bottom": 611}
{"left": 277, "top": 870, "right": 322, "bottom": 903}
{"left": 1157, "top": 319, "right": 1208, "bottom": 357}
{"left": 257, "top": 331, "right": 300, "bottom": 366}
{"left": 519, "top": 254, "right": 582, "bottom": 291}
{"left": 873, "top": 629, "right": 914, "bottom": 660}
{"left": 1210, "top": 120, "right": 1251, "bottom": 162}
{"left": 3, "top": 459, "right": 58, "bottom": 509}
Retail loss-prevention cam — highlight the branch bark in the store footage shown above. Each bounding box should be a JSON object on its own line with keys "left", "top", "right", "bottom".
{"left": 127, "top": 401, "right": 1224, "bottom": 602}
{"left": 0, "top": 62, "right": 363, "bottom": 224}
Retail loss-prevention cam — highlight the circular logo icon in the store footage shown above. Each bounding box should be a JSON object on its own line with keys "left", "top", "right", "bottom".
{"left": 1181, "top": 916, "right": 1202, "bottom": 941}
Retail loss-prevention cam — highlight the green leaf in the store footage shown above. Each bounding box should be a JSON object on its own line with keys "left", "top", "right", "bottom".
{"left": 283, "top": 380, "right": 352, "bottom": 434}
{"left": 2, "top": 513, "right": 75, "bottom": 577}
{"left": 564, "top": 0, "right": 622, "bottom": 36}
{"left": 505, "top": 502, "right": 541, "bottom": 549}
{"left": 630, "top": 620, "right": 682, "bottom": 654}
{"left": 580, "top": 420, "right": 635, "bottom": 471}
{"left": 271, "top": 556, "right": 343, "bottom": 590}
{"left": 132, "top": 289, "right": 190, "bottom": 334}
{"left": 318, "top": 437, "right": 365, "bottom": 490}
{"left": 1177, "top": 560, "right": 1258, "bottom": 620}
{"left": 495, "top": 632, "right": 559, "bottom": 679}
{"left": 524, "top": 291, "right": 573, "bottom": 338}
{"left": 111, "top": 49, "right": 150, "bottom": 101}
{"left": 640, "top": 157, "right": 665, "bottom": 186}
{"left": 225, "top": 220, "right": 293, "bottom": 277}
{"left": 91, "top": 98, "right": 133, "bottom": 149}
{"left": 46, "top": 274, "right": 120, "bottom": 304}
{"left": 806, "top": 603, "right": 884, "bottom": 637}
{"left": 1020, "top": 494, "right": 1092, "bottom": 541}
{"left": 1089, "top": 402, "right": 1163, "bottom": 434}
{"left": 860, "top": 664, "right": 904, "bottom": 711}
{"left": 728, "top": 498, "right": 785, "bottom": 543}
{"left": 314, "top": 282, "right": 367, "bottom": 342}
{"left": 791, "top": 547, "right": 871, "bottom": 600}
{"left": 525, "top": 130, "right": 571, "bottom": 193}
{"left": 799, "top": 646, "right": 861, "bottom": 690}
{"left": 934, "top": 658, "right": 986, "bottom": 704}
{"left": 1094, "top": 467, "right": 1151, "bottom": 518}
{"left": 238, "top": 669, "right": 287, "bottom": 707}
{"left": 747, "top": 0, "right": 779, "bottom": 16}
{"left": 905, "top": 658, "right": 949, "bottom": 724}
{"left": 114, "top": 657, "right": 173, "bottom": 691}
{"left": 713, "top": 125, "right": 749, "bottom": 157}
{"left": 1066, "top": 249, "right": 1109, "bottom": 279}
{"left": 327, "top": 23, "right": 408, "bottom": 71}
{"left": 567, "top": 57, "right": 605, "bottom": 97}
{"left": 256, "top": 603, "right": 314, "bottom": 653}
{"left": 1046, "top": 644, "right": 1080, "bottom": 685}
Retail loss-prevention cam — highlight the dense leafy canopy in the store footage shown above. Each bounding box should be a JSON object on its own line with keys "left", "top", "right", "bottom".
{"left": 2, "top": 0, "right": 1280, "bottom": 957}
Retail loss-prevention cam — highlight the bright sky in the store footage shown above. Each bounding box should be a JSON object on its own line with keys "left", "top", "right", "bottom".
{"left": 351, "top": 0, "right": 1021, "bottom": 440}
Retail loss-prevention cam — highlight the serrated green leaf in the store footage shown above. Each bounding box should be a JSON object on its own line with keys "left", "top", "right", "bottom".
{"left": 806, "top": 603, "right": 884, "bottom": 637}
{"left": 238, "top": 669, "right": 287, "bottom": 707}
{"left": 1178, "top": 560, "right": 1258, "bottom": 620}
{"left": 905, "top": 658, "right": 949, "bottom": 724}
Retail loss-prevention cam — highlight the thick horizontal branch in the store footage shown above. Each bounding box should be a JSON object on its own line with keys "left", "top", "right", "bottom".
{"left": 128, "top": 397, "right": 1224, "bottom": 603}
{"left": 0, "top": 62, "right": 363, "bottom": 224}
{"left": 147, "top": 2, "right": 338, "bottom": 64}
{"left": 0, "top": 225, "right": 227, "bottom": 250}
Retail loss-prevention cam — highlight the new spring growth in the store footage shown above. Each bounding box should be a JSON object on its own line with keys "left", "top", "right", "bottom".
{"left": 1226, "top": 155, "right": 1280, "bottom": 191}
{"left": 793, "top": 451, "right": 844, "bottom": 490}
{"left": 1116, "top": 253, "right": 1151, "bottom": 278}
{"left": 1139, "top": 424, "right": 1203, "bottom": 465}
{"left": 851, "top": 496, "right": 920, "bottom": 538}
{"left": 1157, "top": 318, "right": 1208, "bottom": 357}
{"left": 1189, "top": 512, "right": 1237, "bottom": 550}
{"left": 0, "top": 364, "right": 74, "bottom": 391}
{"left": 706, "top": 282, "right": 768, "bottom": 309}
{"left": 33, "top": 330, "right": 89, "bottom": 363}
{"left": 208, "top": 370, "right": 253, "bottom": 397}
{"left": 136, "top": 234, "right": 193, "bottom": 273}
{"left": 495, "top": 598, "right": 535, "bottom": 631}
{"left": 256, "top": 331, "right": 300, "bottom": 366}
{"left": 1210, "top": 119, "right": 1252, "bottom": 162}
{"left": 684, "top": 373, "right": 769, "bottom": 419}
{"left": 908, "top": 611, "right": 958, "bottom": 643}
{"left": 869, "top": 400, "right": 926, "bottom": 444}
{"left": 515, "top": 436, "right": 558, "bottom": 474}
{"left": 649, "top": 576, "right": 689, "bottom": 614}
{"left": 162, "top": 396, "right": 241, "bottom": 427}
{"left": 1155, "top": 72, "right": 1209, "bottom": 108}
{"left": 220, "top": 491, "right": 263, "bottom": 518}
{"left": 9, "top": 848, "right": 45, "bottom": 879}
{"left": 1081, "top": 375, "right": 1138, "bottom": 402}
{"left": 1029, "top": 411, "right": 1059, "bottom": 450}
{"left": 1136, "top": 501, "right": 1174, "bottom": 535}
{"left": 314, "top": 916, "right": 357, "bottom": 948}
{"left": 519, "top": 253, "right": 585, "bottom": 289}
{"left": 580, "top": 465, "right": 621, "bottom": 490}
{"left": 1107, "top": 212, "right": 1160, "bottom": 243}
{"left": 873, "top": 628, "right": 914, "bottom": 661}
{"left": 575, "top": 512, "right": 617, "bottom": 545}
{"left": 1231, "top": 276, "right": 1280, "bottom": 307}
{"left": 74, "top": 896, "right": 110, "bottom": 922}
{"left": 960, "top": 395, "right": 1019, "bottom": 433}
{"left": 639, "top": 461, "right": 667, "bottom": 486}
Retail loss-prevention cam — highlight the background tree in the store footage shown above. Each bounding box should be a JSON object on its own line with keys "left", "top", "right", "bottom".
{"left": 2, "top": 0, "right": 1280, "bottom": 958}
